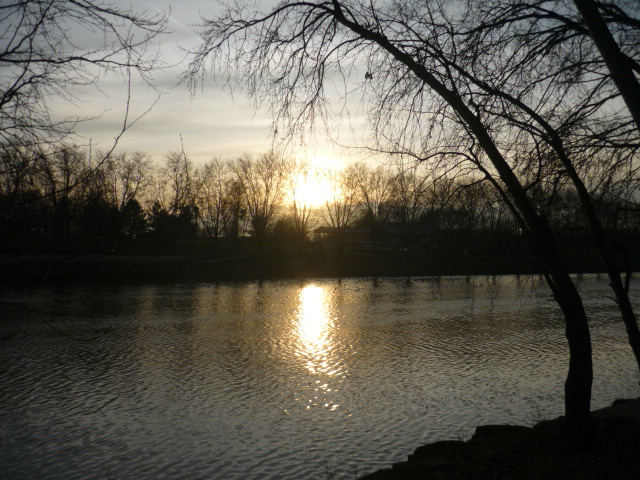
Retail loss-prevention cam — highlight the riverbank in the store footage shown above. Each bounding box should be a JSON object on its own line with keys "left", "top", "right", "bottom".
{"left": 360, "top": 398, "right": 640, "bottom": 480}
{"left": 0, "top": 252, "right": 616, "bottom": 284}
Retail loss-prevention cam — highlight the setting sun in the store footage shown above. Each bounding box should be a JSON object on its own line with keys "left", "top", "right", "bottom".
{"left": 293, "top": 173, "right": 333, "bottom": 207}
{"left": 292, "top": 156, "right": 340, "bottom": 207}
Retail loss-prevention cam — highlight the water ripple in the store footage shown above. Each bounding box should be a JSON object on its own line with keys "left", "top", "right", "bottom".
{"left": 1, "top": 276, "right": 638, "bottom": 479}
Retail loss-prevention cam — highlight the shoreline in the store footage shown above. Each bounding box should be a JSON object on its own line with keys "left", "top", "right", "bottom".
{"left": 360, "top": 398, "right": 640, "bottom": 480}
{"left": 0, "top": 252, "right": 624, "bottom": 284}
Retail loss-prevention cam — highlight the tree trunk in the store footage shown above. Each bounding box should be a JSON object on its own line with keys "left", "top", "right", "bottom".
{"left": 330, "top": 17, "right": 595, "bottom": 430}
{"left": 570, "top": 0, "right": 640, "bottom": 372}
{"left": 573, "top": 0, "right": 640, "bottom": 131}
{"left": 545, "top": 260, "right": 594, "bottom": 435}
{"left": 473, "top": 81, "right": 640, "bottom": 375}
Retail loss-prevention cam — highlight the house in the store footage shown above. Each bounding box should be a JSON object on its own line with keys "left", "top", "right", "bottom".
{"left": 313, "top": 223, "right": 432, "bottom": 251}
{"left": 313, "top": 226, "right": 371, "bottom": 249}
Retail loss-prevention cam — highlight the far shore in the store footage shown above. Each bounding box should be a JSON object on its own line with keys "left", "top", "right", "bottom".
{"left": 0, "top": 251, "right": 632, "bottom": 284}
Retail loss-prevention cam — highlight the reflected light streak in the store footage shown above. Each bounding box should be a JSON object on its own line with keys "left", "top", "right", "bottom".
{"left": 295, "top": 285, "right": 337, "bottom": 376}
{"left": 297, "top": 285, "right": 330, "bottom": 352}
{"left": 294, "top": 284, "right": 342, "bottom": 411}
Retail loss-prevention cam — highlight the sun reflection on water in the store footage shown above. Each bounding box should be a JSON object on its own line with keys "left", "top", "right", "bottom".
{"left": 294, "top": 284, "right": 342, "bottom": 411}
{"left": 297, "top": 285, "right": 331, "bottom": 354}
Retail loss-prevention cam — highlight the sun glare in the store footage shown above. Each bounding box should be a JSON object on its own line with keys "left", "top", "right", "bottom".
{"left": 292, "top": 156, "right": 340, "bottom": 207}
{"left": 293, "top": 173, "right": 333, "bottom": 207}
{"left": 310, "top": 155, "right": 344, "bottom": 171}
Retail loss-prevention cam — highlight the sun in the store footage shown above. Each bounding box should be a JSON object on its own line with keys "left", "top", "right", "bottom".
{"left": 293, "top": 173, "right": 333, "bottom": 207}
{"left": 292, "top": 156, "right": 340, "bottom": 207}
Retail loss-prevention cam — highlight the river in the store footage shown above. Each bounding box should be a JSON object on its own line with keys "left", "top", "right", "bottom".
{"left": 1, "top": 274, "right": 639, "bottom": 479}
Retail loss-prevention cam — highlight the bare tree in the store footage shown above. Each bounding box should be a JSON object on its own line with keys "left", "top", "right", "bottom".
{"left": 320, "top": 163, "right": 359, "bottom": 244}
{"left": 0, "top": 0, "right": 167, "bottom": 149}
{"left": 0, "top": 146, "right": 37, "bottom": 215}
{"left": 571, "top": 0, "right": 640, "bottom": 129}
{"left": 148, "top": 148, "right": 200, "bottom": 239}
{"left": 1, "top": 143, "right": 151, "bottom": 239}
{"left": 95, "top": 151, "right": 153, "bottom": 212}
{"left": 34, "top": 143, "right": 90, "bottom": 237}
{"left": 389, "top": 162, "right": 431, "bottom": 248}
{"left": 287, "top": 159, "right": 318, "bottom": 252}
{"left": 459, "top": 0, "right": 640, "bottom": 375}
{"left": 0, "top": 0, "right": 167, "bottom": 236}
{"left": 188, "top": 0, "right": 597, "bottom": 433}
{"left": 353, "top": 162, "right": 394, "bottom": 249}
{"left": 198, "top": 157, "right": 235, "bottom": 242}
{"left": 161, "top": 148, "right": 200, "bottom": 216}
{"left": 232, "top": 151, "right": 289, "bottom": 246}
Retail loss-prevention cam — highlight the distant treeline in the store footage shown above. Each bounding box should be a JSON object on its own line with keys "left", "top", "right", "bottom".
{"left": 1, "top": 143, "right": 639, "bottom": 258}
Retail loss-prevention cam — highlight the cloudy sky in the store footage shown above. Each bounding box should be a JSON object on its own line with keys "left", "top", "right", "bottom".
{"left": 64, "top": 0, "right": 367, "bottom": 166}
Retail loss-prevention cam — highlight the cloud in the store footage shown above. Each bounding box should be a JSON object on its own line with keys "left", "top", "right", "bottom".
{"left": 42, "top": 0, "right": 272, "bottom": 162}
{"left": 46, "top": 0, "right": 370, "bottom": 166}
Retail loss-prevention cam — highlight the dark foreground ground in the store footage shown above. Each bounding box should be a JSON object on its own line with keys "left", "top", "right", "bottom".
{"left": 361, "top": 399, "right": 640, "bottom": 480}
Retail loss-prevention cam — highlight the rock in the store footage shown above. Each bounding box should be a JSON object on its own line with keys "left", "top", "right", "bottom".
{"left": 592, "top": 398, "right": 640, "bottom": 424}
{"left": 409, "top": 440, "right": 465, "bottom": 466}
{"left": 360, "top": 399, "right": 640, "bottom": 479}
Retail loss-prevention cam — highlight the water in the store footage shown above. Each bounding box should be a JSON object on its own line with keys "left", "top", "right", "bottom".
{"left": 1, "top": 274, "right": 639, "bottom": 479}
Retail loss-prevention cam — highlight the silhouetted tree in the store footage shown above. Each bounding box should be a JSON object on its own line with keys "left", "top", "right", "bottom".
{"left": 572, "top": 0, "right": 640, "bottom": 129}
{"left": 273, "top": 216, "right": 298, "bottom": 253}
{"left": 287, "top": 160, "right": 318, "bottom": 253}
{"left": 320, "top": 163, "right": 359, "bottom": 250}
{"left": 148, "top": 200, "right": 197, "bottom": 239}
{"left": 121, "top": 199, "right": 147, "bottom": 239}
{"left": 80, "top": 193, "right": 120, "bottom": 238}
{"left": 232, "top": 152, "right": 289, "bottom": 248}
{"left": 198, "top": 158, "right": 235, "bottom": 242}
{"left": 388, "top": 162, "right": 431, "bottom": 249}
{"left": 98, "top": 151, "right": 153, "bottom": 212}
{"left": 353, "top": 162, "right": 394, "bottom": 250}
{"left": 463, "top": 0, "right": 640, "bottom": 378}
{"left": 0, "top": 0, "right": 167, "bottom": 149}
{"left": 188, "top": 0, "right": 597, "bottom": 432}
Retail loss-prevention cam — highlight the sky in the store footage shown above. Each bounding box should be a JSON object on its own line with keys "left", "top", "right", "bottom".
{"left": 60, "top": 0, "right": 366, "bottom": 167}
